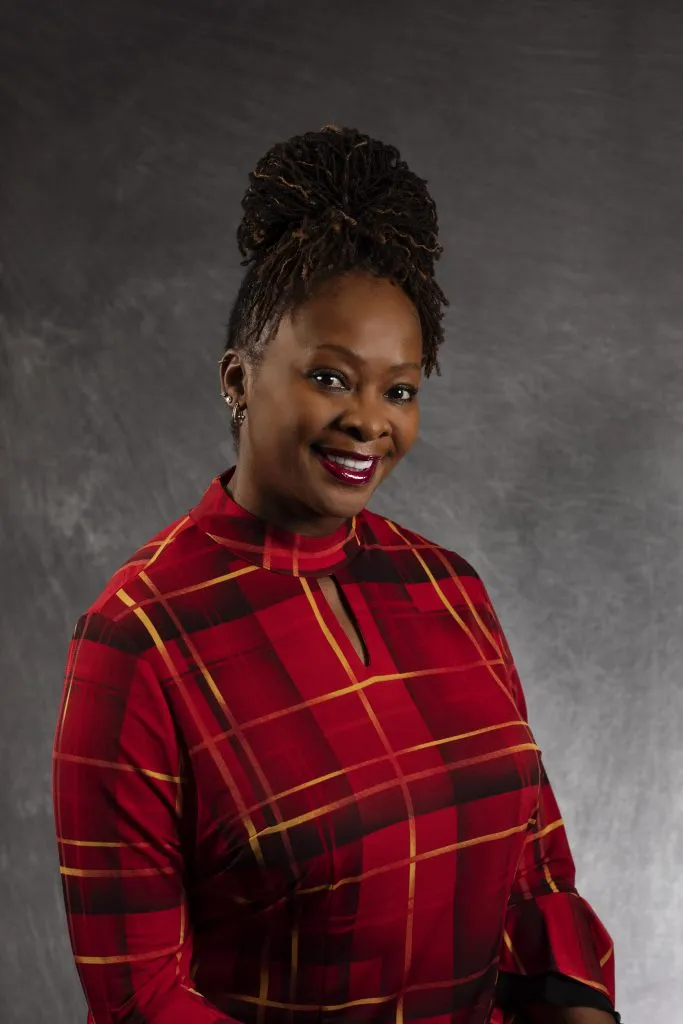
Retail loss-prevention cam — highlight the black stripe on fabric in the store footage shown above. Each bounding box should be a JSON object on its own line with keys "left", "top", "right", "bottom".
{"left": 73, "top": 613, "right": 141, "bottom": 654}
{"left": 496, "top": 970, "right": 621, "bottom": 1022}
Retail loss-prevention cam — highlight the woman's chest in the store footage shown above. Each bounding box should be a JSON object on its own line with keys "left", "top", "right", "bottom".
{"left": 168, "top": 572, "right": 540, "bottom": 899}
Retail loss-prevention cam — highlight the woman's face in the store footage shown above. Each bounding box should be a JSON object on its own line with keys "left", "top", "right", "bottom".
{"left": 223, "top": 271, "right": 424, "bottom": 534}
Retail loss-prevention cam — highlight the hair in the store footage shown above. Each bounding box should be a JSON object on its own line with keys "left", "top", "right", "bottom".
{"left": 223, "top": 124, "right": 449, "bottom": 445}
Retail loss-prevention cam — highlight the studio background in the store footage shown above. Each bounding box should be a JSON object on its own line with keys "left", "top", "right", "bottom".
{"left": 1, "top": 1, "right": 681, "bottom": 1021}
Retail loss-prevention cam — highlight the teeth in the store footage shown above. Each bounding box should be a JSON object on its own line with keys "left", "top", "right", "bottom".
{"left": 326, "top": 454, "right": 374, "bottom": 471}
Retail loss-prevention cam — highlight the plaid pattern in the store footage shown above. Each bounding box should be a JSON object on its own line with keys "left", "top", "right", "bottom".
{"left": 53, "top": 470, "right": 616, "bottom": 1024}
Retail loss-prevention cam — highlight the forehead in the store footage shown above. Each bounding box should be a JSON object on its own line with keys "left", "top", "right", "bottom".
{"left": 274, "top": 272, "right": 423, "bottom": 363}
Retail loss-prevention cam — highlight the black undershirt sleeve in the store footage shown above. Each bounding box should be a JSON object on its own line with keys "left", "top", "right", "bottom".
{"left": 496, "top": 970, "right": 621, "bottom": 1022}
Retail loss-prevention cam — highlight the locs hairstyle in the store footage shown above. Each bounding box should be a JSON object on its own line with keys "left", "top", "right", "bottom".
{"left": 222, "top": 124, "right": 449, "bottom": 445}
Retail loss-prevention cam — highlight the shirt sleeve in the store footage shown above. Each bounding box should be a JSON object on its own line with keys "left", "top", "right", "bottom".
{"left": 52, "top": 611, "right": 238, "bottom": 1024}
{"left": 480, "top": 592, "right": 619, "bottom": 1021}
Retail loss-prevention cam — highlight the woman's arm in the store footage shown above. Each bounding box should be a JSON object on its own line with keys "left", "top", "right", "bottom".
{"left": 53, "top": 612, "right": 236, "bottom": 1024}
{"left": 479, "top": 588, "right": 620, "bottom": 1024}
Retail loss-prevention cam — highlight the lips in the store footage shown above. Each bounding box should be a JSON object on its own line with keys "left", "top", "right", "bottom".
{"left": 312, "top": 446, "right": 382, "bottom": 487}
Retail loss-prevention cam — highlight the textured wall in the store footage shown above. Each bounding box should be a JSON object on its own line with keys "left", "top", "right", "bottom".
{"left": 1, "top": 1, "right": 681, "bottom": 1020}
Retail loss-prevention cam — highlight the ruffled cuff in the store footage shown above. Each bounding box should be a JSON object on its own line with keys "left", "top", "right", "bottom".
{"left": 499, "top": 890, "right": 616, "bottom": 1006}
{"left": 497, "top": 971, "right": 621, "bottom": 1022}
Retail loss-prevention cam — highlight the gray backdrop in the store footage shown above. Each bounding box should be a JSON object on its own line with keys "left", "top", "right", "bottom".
{"left": 1, "top": 1, "right": 681, "bottom": 1021}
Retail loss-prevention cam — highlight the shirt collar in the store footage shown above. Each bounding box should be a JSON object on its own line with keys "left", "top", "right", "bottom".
{"left": 189, "top": 468, "right": 364, "bottom": 577}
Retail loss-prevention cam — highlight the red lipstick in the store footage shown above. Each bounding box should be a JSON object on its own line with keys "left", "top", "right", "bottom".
{"left": 312, "top": 447, "right": 381, "bottom": 487}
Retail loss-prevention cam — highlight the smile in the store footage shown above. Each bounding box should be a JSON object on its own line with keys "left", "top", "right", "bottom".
{"left": 312, "top": 446, "right": 382, "bottom": 487}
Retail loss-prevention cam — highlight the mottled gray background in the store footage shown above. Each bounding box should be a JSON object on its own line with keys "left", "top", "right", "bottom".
{"left": 1, "top": 1, "right": 681, "bottom": 1021}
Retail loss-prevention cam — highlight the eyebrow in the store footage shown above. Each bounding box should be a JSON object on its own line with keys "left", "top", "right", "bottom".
{"left": 314, "top": 343, "right": 422, "bottom": 374}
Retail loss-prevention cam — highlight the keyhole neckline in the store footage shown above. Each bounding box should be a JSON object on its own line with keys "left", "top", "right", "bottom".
{"left": 313, "top": 574, "right": 372, "bottom": 671}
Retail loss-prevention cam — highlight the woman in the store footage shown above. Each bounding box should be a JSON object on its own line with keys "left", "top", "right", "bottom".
{"left": 53, "top": 126, "right": 620, "bottom": 1024}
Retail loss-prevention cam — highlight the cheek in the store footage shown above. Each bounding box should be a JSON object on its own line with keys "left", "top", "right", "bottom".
{"left": 251, "top": 365, "right": 294, "bottom": 416}
{"left": 396, "top": 404, "right": 420, "bottom": 451}
{"left": 269, "top": 382, "right": 334, "bottom": 440}
{"left": 248, "top": 385, "right": 293, "bottom": 451}
{"left": 249, "top": 373, "right": 317, "bottom": 449}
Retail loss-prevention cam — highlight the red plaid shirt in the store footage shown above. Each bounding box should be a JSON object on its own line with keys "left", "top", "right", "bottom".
{"left": 53, "top": 470, "right": 616, "bottom": 1024}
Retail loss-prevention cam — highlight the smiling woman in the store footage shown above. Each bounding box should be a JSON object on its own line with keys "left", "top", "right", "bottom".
{"left": 222, "top": 270, "right": 423, "bottom": 533}
{"left": 52, "top": 126, "right": 620, "bottom": 1024}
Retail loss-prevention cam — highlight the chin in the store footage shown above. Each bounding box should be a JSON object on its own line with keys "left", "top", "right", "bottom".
{"left": 317, "top": 493, "right": 368, "bottom": 520}
{"left": 309, "top": 478, "right": 381, "bottom": 521}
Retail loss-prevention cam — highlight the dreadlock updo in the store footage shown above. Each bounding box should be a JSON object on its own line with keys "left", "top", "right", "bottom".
{"left": 223, "top": 125, "right": 449, "bottom": 441}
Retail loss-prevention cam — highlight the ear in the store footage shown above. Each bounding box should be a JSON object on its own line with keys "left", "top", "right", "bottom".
{"left": 219, "top": 349, "right": 247, "bottom": 405}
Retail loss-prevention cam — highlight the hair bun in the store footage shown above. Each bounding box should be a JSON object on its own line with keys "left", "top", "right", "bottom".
{"left": 227, "top": 125, "right": 448, "bottom": 379}
{"left": 236, "top": 126, "right": 441, "bottom": 271}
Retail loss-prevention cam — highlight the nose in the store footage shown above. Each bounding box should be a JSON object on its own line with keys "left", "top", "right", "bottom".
{"left": 337, "top": 388, "right": 391, "bottom": 443}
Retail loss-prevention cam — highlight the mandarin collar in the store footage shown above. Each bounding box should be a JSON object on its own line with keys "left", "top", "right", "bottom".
{"left": 189, "top": 468, "right": 364, "bottom": 577}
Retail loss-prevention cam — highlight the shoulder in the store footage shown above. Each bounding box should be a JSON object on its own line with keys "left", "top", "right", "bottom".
{"left": 358, "top": 507, "right": 489, "bottom": 602}
{"left": 74, "top": 504, "right": 223, "bottom": 650}
{"left": 359, "top": 506, "right": 480, "bottom": 578}
{"left": 358, "top": 508, "right": 518, "bottom": 674}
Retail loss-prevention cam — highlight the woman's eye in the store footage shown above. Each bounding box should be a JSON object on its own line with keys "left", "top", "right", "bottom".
{"left": 308, "top": 372, "right": 417, "bottom": 404}
{"left": 389, "top": 384, "right": 418, "bottom": 403}
{"left": 309, "top": 370, "right": 348, "bottom": 390}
